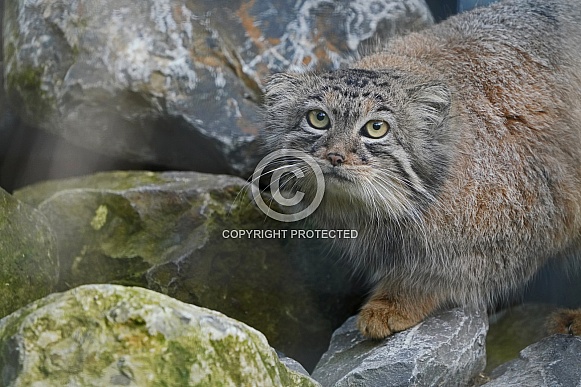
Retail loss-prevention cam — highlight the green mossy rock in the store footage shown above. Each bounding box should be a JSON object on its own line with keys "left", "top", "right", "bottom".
{"left": 0, "top": 284, "right": 321, "bottom": 386}
{"left": 15, "top": 171, "right": 361, "bottom": 370}
{"left": 0, "top": 187, "right": 58, "bottom": 318}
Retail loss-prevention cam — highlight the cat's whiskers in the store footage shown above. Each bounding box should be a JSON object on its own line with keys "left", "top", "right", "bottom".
{"left": 369, "top": 170, "right": 432, "bottom": 260}
{"left": 233, "top": 159, "right": 310, "bottom": 218}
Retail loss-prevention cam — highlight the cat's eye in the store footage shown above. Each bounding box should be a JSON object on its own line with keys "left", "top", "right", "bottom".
{"left": 362, "top": 120, "right": 389, "bottom": 139}
{"left": 306, "top": 109, "right": 331, "bottom": 130}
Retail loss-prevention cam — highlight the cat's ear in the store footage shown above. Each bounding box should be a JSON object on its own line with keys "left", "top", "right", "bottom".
{"left": 408, "top": 82, "right": 451, "bottom": 127}
{"left": 264, "top": 73, "right": 302, "bottom": 105}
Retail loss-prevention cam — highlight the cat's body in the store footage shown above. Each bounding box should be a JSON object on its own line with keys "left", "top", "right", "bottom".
{"left": 261, "top": 0, "right": 581, "bottom": 338}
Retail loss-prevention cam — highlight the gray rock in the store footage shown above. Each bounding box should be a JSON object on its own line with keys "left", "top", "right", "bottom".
{"left": 0, "top": 187, "right": 58, "bottom": 318}
{"left": 3, "top": 0, "right": 433, "bottom": 177}
{"left": 483, "top": 335, "right": 581, "bottom": 387}
{"left": 14, "top": 170, "right": 362, "bottom": 371}
{"left": 277, "top": 351, "right": 311, "bottom": 377}
{"left": 312, "top": 308, "right": 488, "bottom": 387}
{"left": 0, "top": 284, "right": 321, "bottom": 386}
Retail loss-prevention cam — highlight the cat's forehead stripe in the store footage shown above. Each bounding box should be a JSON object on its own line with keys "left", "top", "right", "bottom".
{"left": 318, "top": 69, "right": 400, "bottom": 88}
{"left": 307, "top": 88, "right": 390, "bottom": 110}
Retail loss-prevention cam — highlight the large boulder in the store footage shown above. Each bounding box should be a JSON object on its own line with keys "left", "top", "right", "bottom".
{"left": 3, "top": 0, "right": 433, "bottom": 177}
{"left": 0, "top": 187, "right": 58, "bottom": 318}
{"left": 0, "top": 284, "right": 321, "bottom": 386}
{"left": 312, "top": 308, "right": 488, "bottom": 387}
{"left": 14, "top": 171, "right": 363, "bottom": 370}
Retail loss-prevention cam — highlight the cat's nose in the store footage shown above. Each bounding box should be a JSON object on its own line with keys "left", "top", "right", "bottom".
{"left": 327, "top": 152, "right": 345, "bottom": 166}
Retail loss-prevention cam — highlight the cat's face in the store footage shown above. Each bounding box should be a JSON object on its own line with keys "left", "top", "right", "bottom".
{"left": 261, "top": 68, "right": 453, "bottom": 220}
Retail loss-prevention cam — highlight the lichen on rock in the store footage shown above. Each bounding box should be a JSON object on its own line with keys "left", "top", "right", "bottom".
{"left": 14, "top": 170, "right": 361, "bottom": 371}
{"left": 0, "top": 187, "right": 58, "bottom": 318}
{"left": 0, "top": 284, "right": 321, "bottom": 386}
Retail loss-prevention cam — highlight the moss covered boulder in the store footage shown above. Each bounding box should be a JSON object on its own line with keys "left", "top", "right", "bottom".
{"left": 14, "top": 171, "right": 361, "bottom": 370}
{"left": 0, "top": 284, "right": 320, "bottom": 386}
{"left": 0, "top": 187, "right": 57, "bottom": 318}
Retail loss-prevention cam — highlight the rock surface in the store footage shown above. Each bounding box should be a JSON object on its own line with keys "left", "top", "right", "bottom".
{"left": 14, "top": 170, "right": 362, "bottom": 370}
{"left": 483, "top": 334, "right": 581, "bottom": 387}
{"left": 0, "top": 284, "right": 321, "bottom": 386}
{"left": 277, "top": 351, "right": 311, "bottom": 377}
{"left": 312, "top": 308, "right": 488, "bottom": 387}
{"left": 0, "top": 187, "right": 58, "bottom": 318}
{"left": 3, "top": 0, "right": 433, "bottom": 177}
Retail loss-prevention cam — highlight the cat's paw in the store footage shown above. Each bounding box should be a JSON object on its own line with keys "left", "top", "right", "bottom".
{"left": 357, "top": 299, "right": 421, "bottom": 339}
{"left": 547, "top": 308, "right": 581, "bottom": 335}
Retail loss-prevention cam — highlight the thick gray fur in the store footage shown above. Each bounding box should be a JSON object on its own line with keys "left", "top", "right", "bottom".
{"left": 261, "top": 0, "right": 581, "bottom": 333}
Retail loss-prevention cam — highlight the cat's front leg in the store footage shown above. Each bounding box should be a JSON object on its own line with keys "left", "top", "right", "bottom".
{"left": 357, "top": 288, "right": 440, "bottom": 339}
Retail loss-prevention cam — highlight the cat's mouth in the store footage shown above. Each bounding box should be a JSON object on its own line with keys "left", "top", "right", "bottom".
{"left": 320, "top": 165, "right": 356, "bottom": 183}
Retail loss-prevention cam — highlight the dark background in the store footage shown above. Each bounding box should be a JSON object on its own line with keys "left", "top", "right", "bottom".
{"left": 426, "top": 0, "right": 458, "bottom": 21}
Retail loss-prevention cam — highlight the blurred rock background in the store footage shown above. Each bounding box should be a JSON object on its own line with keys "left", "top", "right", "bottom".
{"left": 0, "top": 0, "right": 500, "bottom": 193}
{"left": 1, "top": 0, "right": 433, "bottom": 191}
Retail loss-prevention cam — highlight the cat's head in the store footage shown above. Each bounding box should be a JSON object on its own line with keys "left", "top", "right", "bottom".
{"left": 260, "top": 68, "right": 454, "bottom": 222}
